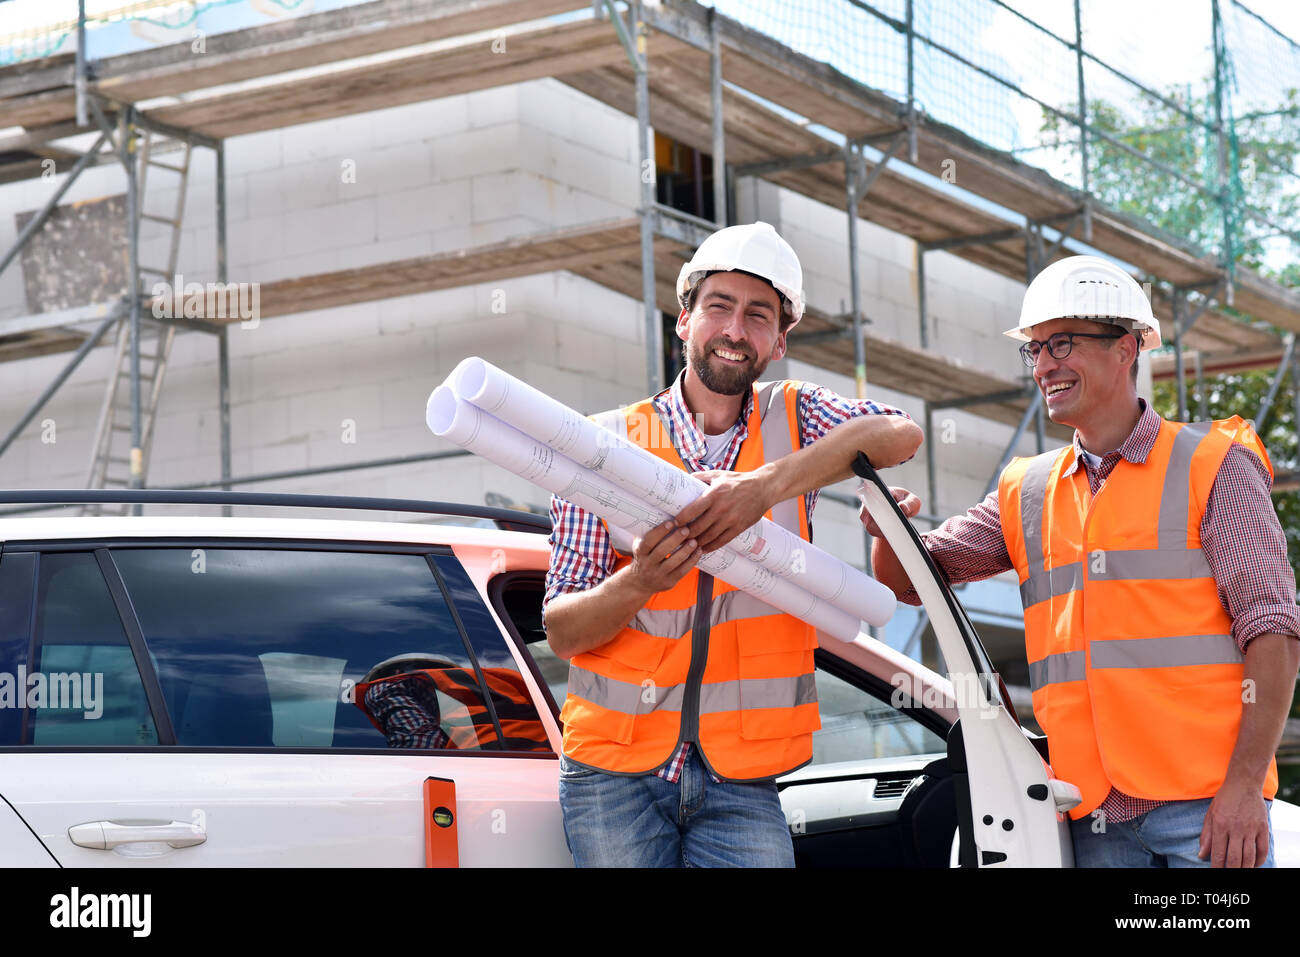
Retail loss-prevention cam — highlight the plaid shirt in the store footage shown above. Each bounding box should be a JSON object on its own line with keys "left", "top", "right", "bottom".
{"left": 911, "top": 399, "right": 1300, "bottom": 822}
{"left": 546, "top": 370, "right": 911, "bottom": 782}
{"left": 364, "top": 677, "right": 451, "bottom": 750}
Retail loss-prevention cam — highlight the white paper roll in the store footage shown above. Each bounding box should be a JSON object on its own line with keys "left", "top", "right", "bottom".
{"left": 427, "top": 386, "right": 863, "bottom": 642}
{"left": 448, "top": 355, "right": 895, "bottom": 627}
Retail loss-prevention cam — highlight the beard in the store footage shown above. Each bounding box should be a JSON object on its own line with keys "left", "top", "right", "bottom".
{"left": 686, "top": 335, "right": 771, "bottom": 396}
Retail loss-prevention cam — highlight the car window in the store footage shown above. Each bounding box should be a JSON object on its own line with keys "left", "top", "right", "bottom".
{"left": 0, "top": 551, "right": 159, "bottom": 746}
{"left": 809, "top": 667, "right": 945, "bottom": 766}
{"left": 489, "top": 574, "right": 567, "bottom": 711}
{"left": 108, "top": 547, "right": 552, "bottom": 753}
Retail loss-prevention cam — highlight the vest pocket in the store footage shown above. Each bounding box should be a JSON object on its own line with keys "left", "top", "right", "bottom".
{"left": 735, "top": 627, "right": 820, "bottom": 740}
{"left": 561, "top": 692, "right": 637, "bottom": 746}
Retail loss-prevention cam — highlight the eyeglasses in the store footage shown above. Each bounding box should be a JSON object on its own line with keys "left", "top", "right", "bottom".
{"left": 1019, "top": 331, "right": 1125, "bottom": 367}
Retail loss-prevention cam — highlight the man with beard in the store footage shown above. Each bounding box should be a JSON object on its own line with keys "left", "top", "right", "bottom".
{"left": 543, "top": 222, "right": 922, "bottom": 867}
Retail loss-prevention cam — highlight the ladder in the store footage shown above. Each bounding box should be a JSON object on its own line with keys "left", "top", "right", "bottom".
{"left": 82, "top": 127, "right": 193, "bottom": 514}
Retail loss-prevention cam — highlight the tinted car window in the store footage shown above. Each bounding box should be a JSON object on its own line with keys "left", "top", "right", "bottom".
{"left": 810, "top": 668, "right": 945, "bottom": 765}
{"left": 0, "top": 552, "right": 159, "bottom": 746}
{"left": 110, "top": 548, "right": 551, "bottom": 752}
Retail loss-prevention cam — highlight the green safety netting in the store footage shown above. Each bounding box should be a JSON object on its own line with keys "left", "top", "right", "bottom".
{"left": 699, "top": 0, "right": 1298, "bottom": 279}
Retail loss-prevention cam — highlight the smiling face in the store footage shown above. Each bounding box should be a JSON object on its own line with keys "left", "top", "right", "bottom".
{"left": 1027, "top": 317, "right": 1137, "bottom": 433}
{"left": 678, "top": 271, "right": 787, "bottom": 397}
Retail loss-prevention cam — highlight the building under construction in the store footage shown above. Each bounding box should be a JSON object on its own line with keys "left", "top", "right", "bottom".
{"left": 0, "top": 0, "right": 1298, "bottom": 743}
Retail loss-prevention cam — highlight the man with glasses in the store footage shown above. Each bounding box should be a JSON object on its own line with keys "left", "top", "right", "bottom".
{"left": 864, "top": 254, "right": 1299, "bottom": 868}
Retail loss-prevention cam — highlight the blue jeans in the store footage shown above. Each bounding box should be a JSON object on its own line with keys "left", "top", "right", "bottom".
{"left": 1070, "top": 798, "right": 1276, "bottom": 868}
{"left": 558, "top": 749, "right": 796, "bottom": 867}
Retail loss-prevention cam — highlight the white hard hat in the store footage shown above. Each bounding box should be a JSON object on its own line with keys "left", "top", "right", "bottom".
{"left": 1004, "top": 255, "right": 1162, "bottom": 351}
{"left": 677, "top": 221, "right": 805, "bottom": 326}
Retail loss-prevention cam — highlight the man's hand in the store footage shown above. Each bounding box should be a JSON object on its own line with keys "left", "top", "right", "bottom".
{"left": 675, "top": 469, "right": 774, "bottom": 554}
{"left": 1199, "top": 776, "right": 1271, "bottom": 867}
{"left": 627, "top": 519, "right": 702, "bottom": 592}
{"left": 859, "top": 485, "right": 922, "bottom": 537}
{"left": 544, "top": 519, "right": 701, "bottom": 660}
{"left": 1196, "top": 632, "right": 1299, "bottom": 866}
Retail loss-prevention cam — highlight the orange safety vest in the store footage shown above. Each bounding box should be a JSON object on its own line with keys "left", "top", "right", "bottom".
{"left": 559, "top": 380, "right": 821, "bottom": 782}
{"left": 1000, "top": 415, "right": 1278, "bottom": 819}
{"left": 355, "top": 667, "right": 552, "bottom": 752}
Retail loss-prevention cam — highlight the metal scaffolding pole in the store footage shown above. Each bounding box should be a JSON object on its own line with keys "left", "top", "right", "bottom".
{"left": 1025, "top": 224, "right": 1046, "bottom": 452}
{"left": 709, "top": 8, "right": 727, "bottom": 227}
{"left": 632, "top": 0, "right": 662, "bottom": 394}
{"left": 924, "top": 401, "right": 937, "bottom": 520}
{"left": 916, "top": 246, "right": 928, "bottom": 348}
{"left": 843, "top": 131, "right": 905, "bottom": 397}
{"left": 1292, "top": 354, "right": 1300, "bottom": 452}
{"left": 119, "top": 108, "right": 144, "bottom": 509}
{"left": 75, "top": 0, "right": 89, "bottom": 128}
{"left": 0, "top": 131, "right": 110, "bottom": 279}
{"left": 1211, "top": 0, "right": 1234, "bottom": 287}
{"left": 1195, "top": 350, "right": 1207, "bottom": 421}
{"left": 1173, "top": 291, "right": 1188, "bottom": 422}
{"left": 1256, "top": 333, "right": 1295, "bottom": 427}
{"left": 845, "top": 141, "right": 867, "bottom": 399}
{"left": 904, "top": 0, "right": 917, "bottom": 162}
{"left": 1073, "top": 0, "right": 1087, "bottom": 194}
{"left": 983, "top": 390, "right": 1042, "bottom": 499}
{"left": 216, "top": 141, "right": 233, "bottom": 516}
{"left": 0, "top": 306, "right": 125, "bottom": 459}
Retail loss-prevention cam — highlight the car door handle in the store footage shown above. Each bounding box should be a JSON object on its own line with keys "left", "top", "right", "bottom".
{"left": 68, "top": 820, "right": 207, "bottom": 850}
{"left": 1049, "top": 779, "right": 1083, "bottom": 813}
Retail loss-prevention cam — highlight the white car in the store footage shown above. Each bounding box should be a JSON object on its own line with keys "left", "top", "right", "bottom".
{"left": 0, "top": 483, "right": 1293, "bottom": 867}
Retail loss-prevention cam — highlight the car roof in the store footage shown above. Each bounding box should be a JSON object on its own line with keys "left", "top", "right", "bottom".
{"left": 0, "top": 515, "right": 548, "bottom": 552}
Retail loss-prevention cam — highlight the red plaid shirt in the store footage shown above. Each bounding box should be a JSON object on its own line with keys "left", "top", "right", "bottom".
{"left": 910, "top": 400, "right": 1300, "bottom": 822}
{"left": 546, "top": 371, "right": 911, "bottom": 782}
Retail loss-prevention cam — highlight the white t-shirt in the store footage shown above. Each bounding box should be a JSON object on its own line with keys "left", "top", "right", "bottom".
{"left": 701, "top": 423, "right": 741, "bottom": 468}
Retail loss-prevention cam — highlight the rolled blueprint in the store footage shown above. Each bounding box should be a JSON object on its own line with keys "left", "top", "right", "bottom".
{"left": 447, "top": 355, "right": 894, "bottom": 628}
{"left": 427, "top": 386, "right": 865, "bottom": 642}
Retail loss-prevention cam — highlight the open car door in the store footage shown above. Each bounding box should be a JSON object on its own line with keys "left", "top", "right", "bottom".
{"left": 854, "top": 453, "right": 1082, "bottom": 866}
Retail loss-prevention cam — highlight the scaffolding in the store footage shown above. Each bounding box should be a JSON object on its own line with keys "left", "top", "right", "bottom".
{"left": 0, "top": 0, "right": 1298, "bottom": 510}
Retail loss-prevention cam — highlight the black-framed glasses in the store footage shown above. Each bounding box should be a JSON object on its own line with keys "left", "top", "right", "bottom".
{"left": 1019, "top": 331, "right": 1125, "bottom": 367}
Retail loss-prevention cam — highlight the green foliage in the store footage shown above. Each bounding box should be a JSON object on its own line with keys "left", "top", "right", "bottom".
{"left": 1038, "top": 86, "right": 1300, "bottom": 269}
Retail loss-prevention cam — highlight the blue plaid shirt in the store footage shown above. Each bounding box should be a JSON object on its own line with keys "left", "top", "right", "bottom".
{"left": 546, "top": 370, "right": 910, "bottom": 781}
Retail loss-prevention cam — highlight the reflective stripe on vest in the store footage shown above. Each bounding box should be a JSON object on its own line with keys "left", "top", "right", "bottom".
{"left": 1027, "top": 635, "right": 1245, "bottom": 693}
{"left": 567, "top": 667, "right": 817, "bottom": 716}
{"left": 1027, "top": 649, "right": 1085, "bottom": 693}
{"left": 630, "top": 590, "right": 783, "bottom": 640}
{"left": 756, "top": 380, "right": 810, "bottom": 534}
